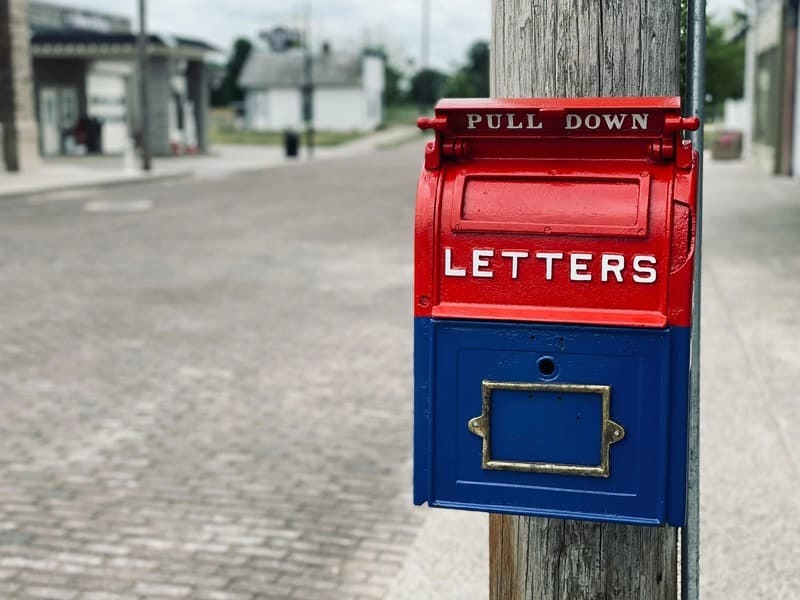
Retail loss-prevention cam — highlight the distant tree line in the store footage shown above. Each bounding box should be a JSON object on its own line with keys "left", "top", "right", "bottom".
{"left": 211, "top": 38, "right": 253, "bottom": 107}
{"left": 400, "top": 40, "right": 490, "bottom": 107}
{"left": 703, "top": 11, "right": 746, "bottom": 116}
{"left": 680, "top": 4, "right": 746, "bottom": 116}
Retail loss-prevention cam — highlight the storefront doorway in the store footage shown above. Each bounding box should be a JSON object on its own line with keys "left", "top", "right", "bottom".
{"left": 38, "top": 86, "right": 78, "bottom": 155}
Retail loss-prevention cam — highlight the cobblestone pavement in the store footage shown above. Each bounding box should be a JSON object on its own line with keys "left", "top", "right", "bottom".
{"left": 0, "top": 144, "right": 425, "bottom": 599}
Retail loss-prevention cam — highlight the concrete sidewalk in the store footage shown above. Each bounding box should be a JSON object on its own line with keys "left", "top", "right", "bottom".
{"left": 0, "top": 125, "right": 422, "bottom": 199}
{"left": 387, "top": 157, "right": 800, "bottom": 599}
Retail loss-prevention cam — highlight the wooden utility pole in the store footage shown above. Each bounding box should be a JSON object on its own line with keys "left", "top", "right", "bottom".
{"left": 489, "top": 2, "right": 681, "bottom": 599}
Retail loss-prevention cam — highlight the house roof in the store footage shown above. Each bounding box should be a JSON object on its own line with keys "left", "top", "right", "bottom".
{"left": 29, "top": 0, "right": 132, "bottom": 34}
{"left": 239, "top": 50, "right": 365, "bottom": 88}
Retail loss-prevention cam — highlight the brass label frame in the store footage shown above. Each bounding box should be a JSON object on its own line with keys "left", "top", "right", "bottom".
{"left": 467, "top": 381, "right": 625, "bottom": 478}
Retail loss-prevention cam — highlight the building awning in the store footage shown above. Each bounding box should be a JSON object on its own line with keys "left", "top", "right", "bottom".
{"left": 31, "top": 29, "right": 217, "bottom": 60}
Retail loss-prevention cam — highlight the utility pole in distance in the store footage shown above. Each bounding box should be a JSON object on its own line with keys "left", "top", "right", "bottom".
{"left": 489, "top": 2, "right": 681, "bottom": 599}
{"left": 137, "top": 0, "right": 151, "bottom": 172}
{"left": 301, "top": 2, "right": 314, "bottom": 159}
{"left": 421, "top": 0, "right": 430, "bottom": 69}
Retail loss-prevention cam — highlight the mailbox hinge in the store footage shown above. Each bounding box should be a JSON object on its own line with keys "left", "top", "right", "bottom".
{"left": 418, "top": 115, "right": 471, "bottom": 169}
{"left": 418, "top": 116, "right": 446, "bottom": 169}
{"left": 651, "top": 115, "right": 700, "bottom": 169}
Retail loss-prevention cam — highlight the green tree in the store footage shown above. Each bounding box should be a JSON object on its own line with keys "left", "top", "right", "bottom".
{"left": 444, "top": 40, "right": 490, "bottom": 97}
{"left": 408, "top": 68, "right": 448, "bottom": 106}
{"left": 364, "top": 46, "right": 405, "bottom": 106}
{"left": 705, "top": 12, "right": 746, "bottom": 113}
{"left": 384, "top": 62, "right": 404, "bottom": 106}
{"left": 680, "top": 3, "right": 745, "bottom": 116}
{"left": 211, "top": 38, "right": 253, "bottom": 107}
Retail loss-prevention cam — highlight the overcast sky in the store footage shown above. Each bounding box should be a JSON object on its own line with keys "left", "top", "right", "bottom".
{"left": 43, "top": 0, "right": 746, "bottom": 71}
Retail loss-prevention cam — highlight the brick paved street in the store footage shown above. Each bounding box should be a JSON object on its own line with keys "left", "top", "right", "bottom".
{"left": 0, "top": 144, "right": 424, "bottom": 599}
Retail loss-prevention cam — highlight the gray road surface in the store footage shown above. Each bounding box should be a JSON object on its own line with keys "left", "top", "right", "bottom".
{"left": 0, "top": 145, "right": 423, "bottom": 599}
{"left": 0, "top": 144, "right": 798, "bottom": 600}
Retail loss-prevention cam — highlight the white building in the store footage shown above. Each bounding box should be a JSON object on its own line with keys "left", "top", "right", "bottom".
{"left": 27, "top": 1, "right": 214, "bottom": 157}
{"left": 238, "top": 47, "right": 384, "bottom": 132}
{"left": 740, "top": 0, "right": 800, "bottom": 176}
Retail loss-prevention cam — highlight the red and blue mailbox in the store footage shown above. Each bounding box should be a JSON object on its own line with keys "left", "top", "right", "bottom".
{"left": 413, "top": 97, "right": 699, "bottom": 525}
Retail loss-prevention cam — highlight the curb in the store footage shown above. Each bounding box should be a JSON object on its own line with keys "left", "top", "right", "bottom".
{"left": 0, "top": 169, "right": 193, "bottom": 201}
{"left": 0, "top": 128, "right": 423, "bottom": 202}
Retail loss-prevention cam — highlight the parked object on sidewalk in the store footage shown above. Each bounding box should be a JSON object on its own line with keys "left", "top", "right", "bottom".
{"left": 87, "top": 117, "right": 103, "bottom": 154}
{"left": 72, "top": 116, "right": 102, "bottom": 154}
{"left": 711, "top": 130, "right": 742, "bottom": 160}
{"left": 284, "top": 130, "right": 299, "bottom": 158}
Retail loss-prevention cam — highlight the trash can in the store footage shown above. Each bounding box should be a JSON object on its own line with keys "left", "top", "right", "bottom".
{"left": 86, "top": 117, "right": 103, "bottom": 154}
{"left": 284, "top": 130, "right": 299, "bottom": 158}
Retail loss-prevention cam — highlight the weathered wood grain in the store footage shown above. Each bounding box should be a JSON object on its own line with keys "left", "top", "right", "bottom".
{"left": 489, "top": 1, "right": 681, "bottom": 598}
{"left": 491, "top": 0, "right": 680, "bottom": 97}
{"left": 490, "top": 515, "right": 678, "bottom": 599}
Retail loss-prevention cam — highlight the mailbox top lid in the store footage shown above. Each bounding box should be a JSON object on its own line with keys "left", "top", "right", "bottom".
{"left": 420, "top": 96, "right": 697, "bottom": 140}
{"left": 434, "top": 96, "right": 681, "bottom": 110}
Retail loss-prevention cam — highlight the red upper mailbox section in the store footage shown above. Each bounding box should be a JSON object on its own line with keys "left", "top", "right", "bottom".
{"left": 414, "top": 97, "right": 698, "bottom": 328}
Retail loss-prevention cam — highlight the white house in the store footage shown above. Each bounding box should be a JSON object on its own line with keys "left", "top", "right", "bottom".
{"left": 238, "top": 47, "right": 384, "bottom": 132}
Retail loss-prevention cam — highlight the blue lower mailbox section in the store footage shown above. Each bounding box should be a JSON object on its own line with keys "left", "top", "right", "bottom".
{"left": 413, "top": 318, "right": 690, "bottom": 526}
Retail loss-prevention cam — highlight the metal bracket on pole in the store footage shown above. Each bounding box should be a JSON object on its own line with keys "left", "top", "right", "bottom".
{"left": 683, "top": 1, "right": 706, "bottom": 599}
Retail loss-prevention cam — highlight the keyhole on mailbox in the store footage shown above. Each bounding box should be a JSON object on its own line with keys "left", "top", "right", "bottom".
{"left": 537, "top": 356, "right": 557, "bottom": 378}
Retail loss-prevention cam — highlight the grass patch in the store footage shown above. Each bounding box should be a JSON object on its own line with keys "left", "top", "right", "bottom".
{"left": 211, "top": 128, "right": 363, "bottom": 146}
{"left": 377, "top": 130, "right": 430, "bottom": 150}
{"left": 383, "top": 103, "right": 430, "bottom": 128}
{"left": 209, "top": 108, "right": 364, "bottom": 147}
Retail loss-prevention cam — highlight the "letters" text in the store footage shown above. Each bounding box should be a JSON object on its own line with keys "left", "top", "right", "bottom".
{"left": 443, "top": 248, "right": 657, "bottom": 283}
